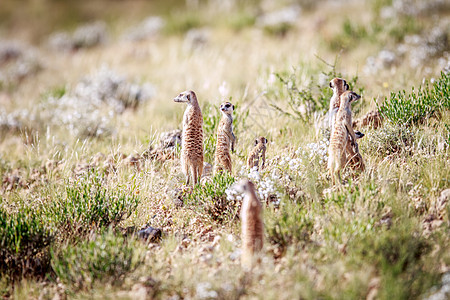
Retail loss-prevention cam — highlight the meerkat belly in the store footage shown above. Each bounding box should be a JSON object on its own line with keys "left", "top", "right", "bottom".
{"left": 330, "top": 123, "right": 348, "bottom": 149}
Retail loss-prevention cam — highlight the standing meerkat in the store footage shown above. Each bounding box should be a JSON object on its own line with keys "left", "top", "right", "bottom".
{"left": 329, "top": 77, "right": 364, "bottom": 138}
{"left": 329, "top": 78, "right": 365, "bottom": 172}
{"left": 328, "top": 91, "right": 361, "bottom": 184}
{"left": 174, "top": 90, "right": 204, "bottom": 186}
{"left": 247, "top": 137, "right": 268, "bottom": 170}
{"left": 214, "top": 101, "right": 236, "bottom": 174}
{"left": 236, "top": 179, "right": 264, "bottom": 269}
{"left": 329, "top": 77, "right": 350, "bottom": 133}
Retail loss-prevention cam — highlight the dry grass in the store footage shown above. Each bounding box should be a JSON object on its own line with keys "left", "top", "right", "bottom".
{"left": 0, "top": 0, "right": 449, "bottom": 299}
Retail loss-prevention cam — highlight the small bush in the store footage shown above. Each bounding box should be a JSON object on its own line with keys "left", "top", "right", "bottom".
{"left": 52, "top": 231, "right": 144, "bottom": 290}
{"left": 0, "top": 206, "right": 52, "bottom": 278}
{"left": 265, "top": 200, "right": 313, "bottom": 252}
{"left": 362, "top": 123, "right": 415, "bottom": 156}
{"left": 185, "top": 172, "right": 237, "bottom": 223}
{"left": 269, "top": 64, "right": 363, "bottom": 123}
{"left": 378, "top": 71, "right": 449, "bottom": 126}
{"left": 47, "top": 172, "right": 140, "bottom": 235}
{"left": 349, "top": 223, "right": 435, "bottom": 299}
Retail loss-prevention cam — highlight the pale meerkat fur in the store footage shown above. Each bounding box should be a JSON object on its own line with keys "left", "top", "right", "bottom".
{"left": 329, "top": 77, "right": 364, "bottom": 139}
{"left": 247, "top": 137, "right": 267, "bottom": 171}
{"left": 236, "top": 179, "right": 264, "bottom": 269}
{"left": 174, "top": 90, "right": 204, "bottom": 186}
{"left": 329, "top": 77, "right": 350, "bottom": 134}
{"left": 329, "top": 78, "right": 365, "bottom": 172}
{"left": 328, "top": 91, "right": 361, "bottom": 184}
{"left": 214, "top": 101, "right": 236, "bottom": 174}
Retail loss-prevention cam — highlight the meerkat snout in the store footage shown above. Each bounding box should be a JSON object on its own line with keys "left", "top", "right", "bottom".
{"left": 173, "top": 90, "right": 193, "bottom": 103}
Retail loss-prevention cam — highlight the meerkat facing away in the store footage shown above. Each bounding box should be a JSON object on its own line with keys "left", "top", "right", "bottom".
{"left": 174, "top": 90, "right": 204, "bottom": 186}
{"left": 329, "top": 77, "right": 364, "bottom": 139}
{"left": 235, "top": 179, "right": 264, "bottom": 269}
{"left": 328, "top": 91, "right": 361, "bottom": 184}
{"left": 214, "top": 101, "right": 235, "bottom": 174}
{"left": 247, "top": 137, "right": 267, "bottom": 170}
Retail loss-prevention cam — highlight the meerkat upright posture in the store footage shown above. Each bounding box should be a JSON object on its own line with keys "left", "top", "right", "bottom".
{"left": 329, "top": 78, "right": 349, "bottom": 133}
{"left": 328, "top": 91, "right": 361, "bottom": 184}
{"left": 214, "top": 101, "right": 235, "bottom": 174}
{"left": 237, "top": 179, "right": 264, "bottom": 269}
{"left": 247, "top": 137, "right": 268, "bottom": 170}
{"left": 174, "top": 90, "right": 204, "bottom": 186}
{"left": 329, "top": 78, "right": 364, "bottom": 138}
{"left": 329, "top": 78, "right": 365, "bottom": 172}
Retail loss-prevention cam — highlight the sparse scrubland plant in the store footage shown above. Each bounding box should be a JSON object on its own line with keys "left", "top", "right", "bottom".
{"left": 0, "top": 205, "right": 52, "bottom": 279}
{"left": 185, "top": 172, "right": 237, "bottom": 223}
{"left": 52, "top": 230, "right": 144, "bottom": 290}
{"left": 378, "top": 72, "right": 449, "bottom": 126}
{"left": 264, "top": 200, "right": 313, "bottom": 253}
{"left": 269, "top": 64, "right": 363, "bottom": 123}
{"left": 46, "top": 171, "right": 140, "bottom": 235}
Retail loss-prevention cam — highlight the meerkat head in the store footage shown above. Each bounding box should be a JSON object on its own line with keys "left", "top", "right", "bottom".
{"left": 254, "top": 136, "right": 268, "bottom": 147}
{"left": 329, "top": 78, "right": 350, "bottom": 93}
{"left": 220, "top": 101, "right": 234, "bottom": 116}
{"left": 340, "top": 91, "right": 361, "bottom": 107}
{"left": 174, "top": 90, "right": 197, "bottom": 104}
{"left": 233, "top": 179, "right": 256, "bottom": 194}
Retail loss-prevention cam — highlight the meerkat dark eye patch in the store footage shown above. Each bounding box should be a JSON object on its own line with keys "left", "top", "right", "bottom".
{"left": 329, "top": 82, "right": 333, "bottom": 88}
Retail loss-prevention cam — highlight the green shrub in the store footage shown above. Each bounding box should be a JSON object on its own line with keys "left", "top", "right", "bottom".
{"left": 47, "top": 172, "right": 140, "bottom": 235}
{"left": 0, "top": 206, "right": 52, "bottom": 278}
{"left": 185, "top": 172, "right": 236, "bottom": 223}
{"left": 164, "top": 11, "right": 203, "bottom": 35}
{"left": 269, "top": 65, "right": 363, "bottom": 123}
{"left": 265, "top": 200, "right": 313, "bottom": 252}
{"left": 378, "top": 72, "right": 449, "bottom": 126}
{"left": 362, "top": 123, "right": 414, "bottom": 156}
{"left": 349, "top": 223, "right": 436, "bottom": 299}
{"left": 52, "top": 231, "right": 144, "bottom": 290}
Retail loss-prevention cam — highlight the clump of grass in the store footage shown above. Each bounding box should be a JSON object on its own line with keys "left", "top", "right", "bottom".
{"left": 52, "top": 230, "right": 144, "bottom": 290}
{"left": 378, "top": 71, "right": 449, "bottom": 126}
{"left": 265, "top": 199, "right": 313, "bottom": 253}
{"left": 0, "top": 205, "right": 52, "bottom": 279}
{"left": 362, "top": 123, "right": 415, "bottom": 156}
{"left": 46, "top": 171, "right": 140, "bottom": 235}
{"left": 202, "top": 103, "right": 221, "bottom": 164}
{"left": 269, "top": 64, "right": 363, "bottom": 123}
{"left": 349, "top": 222, "right": 437, "bottom": 299}
{"left": 185, "top": 172, "right": 236, "bottom": 223}
{"left": 164, "top": 11, "right": 203, "bottom": 35}
{"left": 329, "top": 19, "right": 380, "bottom": 51}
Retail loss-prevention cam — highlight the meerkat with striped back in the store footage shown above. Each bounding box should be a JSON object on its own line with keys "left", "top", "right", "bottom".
{"left": 214, "top": 101, "right": 235, "bottom": 174}
{"left": 247, "top": 136, "right": 267, "bottom": 171}
{"left": 174, "top": 90, "right": 204, "bottom": 186}
{"left": 328, "top": 91, "right": 361, "bottom": 184}
{"left": 235, "top": 179, "right": 264, "bottom": 269}
{"left": 329, "top": 78, "right": 365, "bottom": 172}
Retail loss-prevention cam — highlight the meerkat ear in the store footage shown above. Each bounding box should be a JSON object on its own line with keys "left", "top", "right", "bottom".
{"left": 232, "top": 104, "right": 235, "bottom": 110}
{"left": 254, "top": 139, "right": 258, "bottom": 146}
{"left": 265, "top": 138, "right": 268, "bottom": 143}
